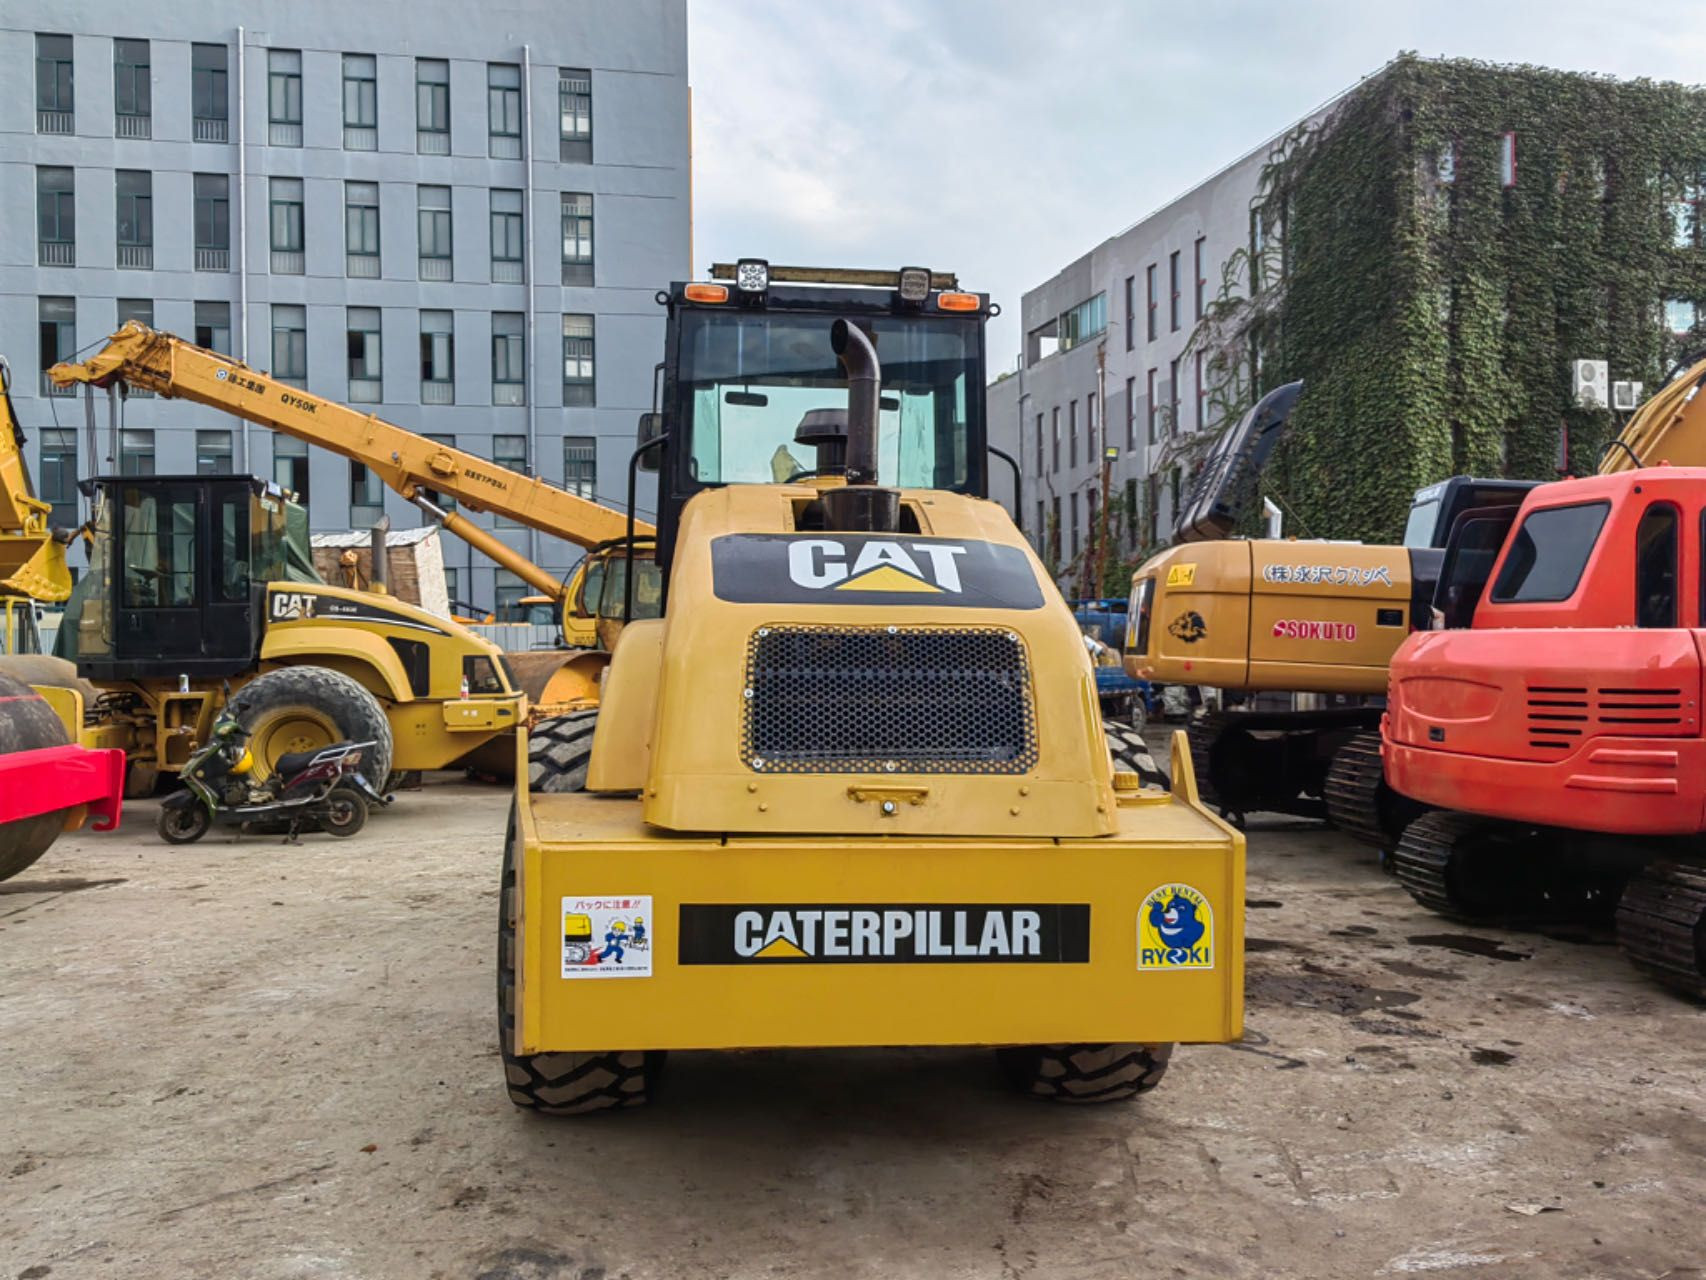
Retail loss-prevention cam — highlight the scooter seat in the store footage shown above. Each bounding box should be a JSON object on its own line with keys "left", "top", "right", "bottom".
{"left": 274, "top": 744, "right": 355, "bottom": 776}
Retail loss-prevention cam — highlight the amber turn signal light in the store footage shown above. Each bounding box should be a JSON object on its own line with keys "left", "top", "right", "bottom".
{"left": 684, "top": 283, "right": 730, "bottom": 303}
{"left": 936, "top": 292, "right": 979, "bottom": 312}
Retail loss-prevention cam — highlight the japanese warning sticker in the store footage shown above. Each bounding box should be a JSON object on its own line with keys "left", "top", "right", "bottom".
{"left": 561, "top": 895, "right": 654, "bottom": 979}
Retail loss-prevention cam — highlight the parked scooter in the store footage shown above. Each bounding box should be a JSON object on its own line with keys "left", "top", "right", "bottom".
{"left": 156, "top": 711, "right": 388, "bottom": 844}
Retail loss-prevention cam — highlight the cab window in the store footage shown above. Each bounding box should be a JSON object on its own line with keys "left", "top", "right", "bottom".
{"left": 1490, "top": 501, "right": 1609, "bottom": 604}
{"left": 1634, "top": 503, "right": 1678, "bottom": 628}
{"left": 1128, "top": 577, "right": 1155, "bottom": 655}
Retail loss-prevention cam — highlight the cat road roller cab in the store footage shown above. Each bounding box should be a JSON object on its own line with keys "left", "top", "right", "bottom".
{"left": 501, "top": 261, "right": 1245, "bottom": 1113}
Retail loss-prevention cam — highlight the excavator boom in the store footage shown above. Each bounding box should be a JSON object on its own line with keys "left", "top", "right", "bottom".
{"left": 1598, "top": 353, "right": 1706, "bottom": 472}
{"left": 49, "top": 323, "right": 655, "bottom": 602}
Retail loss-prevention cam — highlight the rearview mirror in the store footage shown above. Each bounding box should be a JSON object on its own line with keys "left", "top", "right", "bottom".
{"left": 636, "top": 412, "right": 664, "bottom": 473}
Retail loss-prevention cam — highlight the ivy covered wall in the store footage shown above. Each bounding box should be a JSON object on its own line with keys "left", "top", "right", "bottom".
{"left": 1201, "top": 55, "right": 1706, "bottom": 544}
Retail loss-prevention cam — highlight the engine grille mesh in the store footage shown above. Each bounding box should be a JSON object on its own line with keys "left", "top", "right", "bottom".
{"left": 743, "top": 625, "right": 1037, "bottom": 774}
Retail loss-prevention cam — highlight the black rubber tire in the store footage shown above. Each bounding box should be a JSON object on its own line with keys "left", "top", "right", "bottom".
{"left": 501, "top": 712, "right": 665, "bottom": 1114}
{"left": 227, "top": 666, "right": 392, "bottom": 793}
{"left": 527, "top": 708, "right": 601, "bottom": 793}
{"left": 156, "top": 803, "right": 212, "bottom": 845}
{"left": 1615, "top": 861, "right": 1706, "bottom": 1000}
{"left": 997, "top": 1042, "right": 1174, "bottom": 1103}
{"left": 123, "top": 763, "right": 161, "bottom": 800}
{"left": 1104, "top": 720, "right": 1167, "bottom": 790}
{"left": 318, "top": 788, "right": 367, "bottom": 838}
{"left": 0, "top": 672, "right": 75, "bottom": 881}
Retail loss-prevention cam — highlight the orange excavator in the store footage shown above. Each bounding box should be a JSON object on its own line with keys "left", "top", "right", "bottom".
{"left": 1384, "top": 354, "right": 1706, "bottom": 996}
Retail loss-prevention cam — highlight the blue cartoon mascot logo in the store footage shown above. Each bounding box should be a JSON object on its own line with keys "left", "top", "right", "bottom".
{"left": 1139, "top": 884, "right": 1213, "bottom": 969}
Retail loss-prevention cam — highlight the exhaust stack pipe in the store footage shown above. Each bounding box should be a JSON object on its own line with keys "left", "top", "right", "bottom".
{"left": 824, "top": 319, "right": 899, "bottom": 533}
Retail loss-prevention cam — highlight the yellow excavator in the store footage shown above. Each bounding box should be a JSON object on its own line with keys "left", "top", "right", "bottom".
{"left": 502, "top": 261, "right": 1243, "bottom": 1113}
{"left": 48, "top": 322, "right": 659, "bottom": 709}
{"left": 0, "top": 358, "right": 74, "bottom": 654}
{"left": 1126, "top": 356, "right": 1706, "bottom": 844}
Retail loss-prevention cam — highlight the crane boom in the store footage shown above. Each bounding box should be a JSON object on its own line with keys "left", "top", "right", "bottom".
{"left": 49, "top": 323, "right": 654, "bottom": 600}
{"left": 0, "top": 359, "right": 71, "bottom": 605}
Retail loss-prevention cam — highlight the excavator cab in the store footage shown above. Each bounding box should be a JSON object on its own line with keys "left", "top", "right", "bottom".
{"left": 65, "top": 475, "right": 294, "bottom": 680}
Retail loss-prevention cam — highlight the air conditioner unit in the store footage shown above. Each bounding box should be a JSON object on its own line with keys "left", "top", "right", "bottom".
{"left": 1611, "top": 380, "right": 1644, "bottom": 412}
{"left": 1572, "top": 359, "right": 1609, "bottom": 409}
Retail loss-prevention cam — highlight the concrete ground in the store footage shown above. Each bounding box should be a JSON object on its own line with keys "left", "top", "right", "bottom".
{"left": 2, "top": 776, "right": 1702, "bottom": 1280}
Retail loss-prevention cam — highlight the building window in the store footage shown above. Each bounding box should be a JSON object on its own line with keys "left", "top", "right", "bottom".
{"left": 488, "top": 63, "right": 521, "bottom": 158}
{"left": 495, "top": 570, "right": 527, "bottom": 621}
{"left": 1145, "top": 264, "right": 1157, "bottom": 342}
{"left": 343, "top": 53, "right": 377, "bottom": 149}
{"left": 1500, "top": 132, "right": 1517, "bottom": 188}
{"left": 492, "top": 313, "right": 526, "bottom": 406}
{"left": 39, "top": 297, "right": 75, "bottom": 398}
{"left": 1125, "top": 478, "right": 1139, "bottom": 548}
{"left": 1057, "top": 294, "right": 1105, "bottom": 352}
{"left": 443, "top": 566, "right": 460, "bottom": 608}
{"left": 490, "top": 189, "right": 525, "bottom": 283}
{"left": 1088, "top": 390, "right": 1099, "bottom": 457}
{"left": 1124, "top": 376, "right": 1136, "bottom": 450}
{"left": 561, "top": 314, "right": 595, "bottom": 406}
{"left": 1068, "top": 400, "right": 1078, "bottom": 468}
{"left": 193, "top": 173, "right": 230, "bottom": 271}
{"left": 269, "top": 177, "right": 304, "bottom": 274}
{"left": 350, "top": 461, "right": 384, "bottom": 527}
{"left": 274, "top": 435, "right": 309, "bottom": 501}
{"left": 1146, "top": 473, "right": 1159, "bottom": 545}
{"left": 191, "top": 43, "right": 228, "bottom": 141}
{"left": 1048, "top": 496, "right": 1060, "bottom": 565}
{"left": 345, "top": 181, "right": 380, "bottom": 277}
{"left": 272, "top": 304, "right": 307, "bottom": 386}
{"left": 36, "top": 34, "right": 73, "bottom": 134}
{"left": 1050, "top": 407, "right": 1060, "bottom": 470}
{"left": 39, "top": 428, "right": 78, "bottom": 527}
{"left": 1168, "top": 250, "right": 1181, "bottom": 332}
{"left": 37, "top": 167, "right": 74, "bottom": 267}
{"left": 1195, "top": 351, "right": 1206, "bottom": 429}
{"left": 419, "top": 186, "right": 453, "bottom": 281}
{"left": 1170, "top": 468, "right": 1182, "bottom": 516}
{"left": 1168, "top": 357, "right": 1180, "bottom": 434}
{"left": 194, "top": 301, "right": 231, "bottom": 355}
{"left": 1250, "top": 208, "right": 1266, "bottom": 293}
{"left": 561, "top": 192, "right": 593, "bottom": 285}
{"left": 1123, "top": 275, "right": 1135, "bottom": 351}
{"left": 1034, "top": 412, "right": 1044, "bottom": 474}
{"left": 559, "top": 68, "right": 592, "bottom": 163}
{"left": 1665, "top": 298, "right": 1697, "bottom": 335}
{"left": 1069, "top": 492, "right": 1080, "bottom": 558}
{"left": 493, "top": 435, "right": 527, "bottom": 525}
{"left": 115, "top": 302, "right": 155, "bottom": 393}
{"left": 347, "top": 307, "right": 382, "bottom": 403}
{"left": 416, "top": 59, "right": 449, "bottom": 154}
{"left": 121, "top": 429, "right": 155, "bottom": 477}
{"left": 114, "top": 38, "right": 150, "bottom": 138}
{"left": 268, "top": 49, "right": 302, "bottom": 146}
{"left": 1035, "top": 500, "right": 1045, "bottom": 554}
{"left": 196, "top": 430, "right": 234, "bottom": 475}
{"left": 1145, "top": 368, "right": 1157, "bottom": 444}
{"left": 564, "top": 436, "right": 596, "bottom": 499}
{"left": 115, "top": 170, "right": 152, "bottom": 269}
{"left": 421, "top": 310, "right": 455, "bottom": 404}
{"left": 1194, "top": 236, "right": 1207, "bottom": 320}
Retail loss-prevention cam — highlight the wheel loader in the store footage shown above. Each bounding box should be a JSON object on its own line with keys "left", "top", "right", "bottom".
{"left": 0, "top": 473, "right": 524, "bottom": 797}
{"left": 502, "top": 262, "right": 1244, "bottom": 1113}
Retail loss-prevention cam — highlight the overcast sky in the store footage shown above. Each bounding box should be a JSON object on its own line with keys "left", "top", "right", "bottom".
{"left": 688, "top": 0, "right": 1706, "bottom": 368}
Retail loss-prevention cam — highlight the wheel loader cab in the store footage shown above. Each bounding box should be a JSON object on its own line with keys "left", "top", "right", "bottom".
{"left": 69, "top": 475, "right": 285, "bottom": 680}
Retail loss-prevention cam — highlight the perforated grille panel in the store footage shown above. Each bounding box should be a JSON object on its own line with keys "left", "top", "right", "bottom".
{"left": 743, "top": 626, "right": 1037, "bottom": 774}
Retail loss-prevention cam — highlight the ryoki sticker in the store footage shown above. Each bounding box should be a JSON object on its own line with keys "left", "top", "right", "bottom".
{"left": 1137, "top": 883, "right": 1214, "bottom": 971}
{"left": 561, "top": 895, "right": 654, "bottom": 979}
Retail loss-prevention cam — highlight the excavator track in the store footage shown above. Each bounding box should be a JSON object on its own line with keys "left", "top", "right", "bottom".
{"left": 1615, "top": 861, "right": 1706, "bottom": 999}
{"left": 1395, "top": 811, "right": 1623, "bottom": 926}
{"left": 1184, "top": 712, "right": 1224, "bottom": 806}
{"left": 1324, "top": 730, "right": 1431, "bottom": 851}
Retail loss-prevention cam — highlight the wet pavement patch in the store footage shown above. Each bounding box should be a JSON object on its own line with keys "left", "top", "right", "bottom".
{"left": 1248, "top": 899, "right": 1284, "bottom": 909}
{"left": 1248, "top": 963, "right": 1421, "bottom": 1017}
{"left": 1330, "top": 925, "right": 1380, "bottom": 937}
{"left": 1470, "top": 1047, "right": 1517, "bottom": 1066}
{"left": 1407, "top": 933, "right": 1531, "bottom": 961}
{"left": 0, "top": 877, "right": 127, "bottom": 896}
{"left": 1378, "top": 958, "right": 1465, "bottom": 982}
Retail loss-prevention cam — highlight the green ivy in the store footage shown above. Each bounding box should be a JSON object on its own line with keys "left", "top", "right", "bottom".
{"left": 1190, "top": 55, "right": 1706, "bottom": 543}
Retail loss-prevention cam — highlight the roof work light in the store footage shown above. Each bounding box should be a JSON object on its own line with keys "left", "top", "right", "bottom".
{"left": 734, "top": 258, "right": 770, "bottom": 293}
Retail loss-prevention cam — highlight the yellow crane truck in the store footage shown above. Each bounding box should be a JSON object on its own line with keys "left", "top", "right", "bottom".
{"left": 502, "top": 261, "right": 1244, "bottom": 1112}
{"left": 48, "top": 322, "right": 659, "bottom": 709}
{"left": 0, "top": 357, "right": 73, "bottom": 655}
